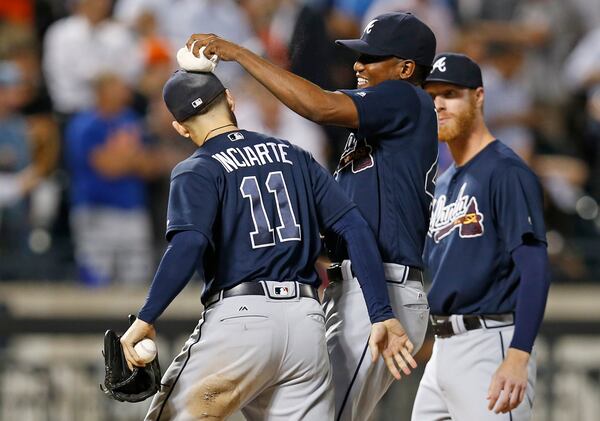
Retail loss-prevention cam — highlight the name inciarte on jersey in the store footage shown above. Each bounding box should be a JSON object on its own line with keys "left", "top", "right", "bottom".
{"left": 428, "top": 182, "right": 484, "bottom": 243}
{"left": 212, "top": 142, "right": 293, "bottom": 173}
{"left": 335, "top": 133, "right": 374, "bottom": 176}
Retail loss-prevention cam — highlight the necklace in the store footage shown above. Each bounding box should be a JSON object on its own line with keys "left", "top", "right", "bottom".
{"left": 203, "top": 124, "right": 236, "bottom": 143}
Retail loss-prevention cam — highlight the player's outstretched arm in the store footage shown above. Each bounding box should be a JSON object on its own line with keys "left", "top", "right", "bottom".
{"left": 329, "top": 208, "right": 417, "bottom": 379}
{"left": 185, "top": 33, "right": 359, "bottom": 128}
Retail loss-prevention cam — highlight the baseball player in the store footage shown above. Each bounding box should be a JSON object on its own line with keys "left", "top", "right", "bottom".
{"left": 412, "top": 53, "right": 551, "bottom": 420}
{"left": 185, "top": 12, "right": 439, "bottom": 420}
{"left": 119, "top": 70, "right": 415, "bottom": 420}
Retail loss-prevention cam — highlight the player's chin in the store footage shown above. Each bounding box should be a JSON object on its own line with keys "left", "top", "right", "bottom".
{"left": 437, "top": 131, "right": 451, "bottom": 143}
{"left": 438, "top": 125, "right": 458, "bottom": 143}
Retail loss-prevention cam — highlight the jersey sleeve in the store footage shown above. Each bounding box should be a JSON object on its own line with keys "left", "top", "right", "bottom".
{"left": 492, "top": 165, "right": 546, "bottom": 252}
{"left": 166, "top": 165, "right": 220, "bottom": 244}
{"left": 339, "top": 80, "right": 418, "bottom": 137}
{"left": 306, "top": 153, "right": 356, "bottom": 229}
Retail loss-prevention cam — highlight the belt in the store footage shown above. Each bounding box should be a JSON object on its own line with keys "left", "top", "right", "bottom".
{"left": 204, "top": 281, "right": 319, "bottom": 308}
{"left": 327, "top": 262, "right": 423, "bottom": 284}
{"left": 430, "top": 314, "right": 514, "bottom": 338}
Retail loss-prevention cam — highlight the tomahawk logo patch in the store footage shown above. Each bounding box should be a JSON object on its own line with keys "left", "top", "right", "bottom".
{"left": 364, "top": 19, "right": 378, "bottom": 34}
{"left": 431, "top": 57, "right": 447, "bottom": 73}
{"left": 428, "top": 182, "right": 484, "bottom": 243}
{"left": 335, "top": 133, "right": 374, "bottom": 176}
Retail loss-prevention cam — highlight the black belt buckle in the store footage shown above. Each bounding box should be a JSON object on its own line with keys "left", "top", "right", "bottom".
{"left": 407, "top": 267, "right": 424, "bottom": 285}
{"left": 430, "top": 315, "right": 484, "bottom": 338}
{"left": 463, "top": 315, "right": 483, "bottom": 331}
{"left": 430, "top": 319, "right": 454, "bottom": 338}
{"left": 326, "top": 263, "right": 344, "bottom": 283}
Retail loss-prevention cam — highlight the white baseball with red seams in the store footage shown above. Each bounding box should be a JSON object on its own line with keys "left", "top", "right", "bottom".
{"left": 134, "top": 338, "right": 157, "bottom": 363}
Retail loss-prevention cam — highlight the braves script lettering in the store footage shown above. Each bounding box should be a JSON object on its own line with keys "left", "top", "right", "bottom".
{"left": 428, "top": 182, "right": 484, "bottom": 242}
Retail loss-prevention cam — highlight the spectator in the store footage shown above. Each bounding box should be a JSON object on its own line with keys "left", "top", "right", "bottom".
{"left": 43, "top": 0, "right": 143, "bottom": 116}
{"left": 132, "top": 9, "right": 173, "bottom": 101}
{"left": 455, "top": 1, "right": 583, "bottom": 107}
{"left": 363, "top": 0, "right": 457, "bottom": 51}
{"left": 0, "top": 0, "right": 33, "bottom": 26}
{"left": 570, "top": 0, "right": 600, "bottom": 33}
{"left": 563, "top": 27, "right": 600, "bottom": 94}
{"left": 482, "top": 43, "right": 536, "bottom": 162}
{"left": 0, "top": 168, "right": 44, "bottom": 208}
{"left": 0, "top": 62, "right": 33, "bottom": 252}
{"left": 515, "top": 0, "right": 584, "bottom": 105}
{"left": 114, "top": 0, "right": 255, "bottom": 87}
{"left": 584, "top": 87, "right": 600, "bottom": 198}
{"left": 318, "top": 0, "right": 375, "bottom": 39}
{"left": 238, "top": 0, "right": 335, "bottom": 89}
{"left": 65, "top": 73, "right": 160, "bottom": 286}
{"left": 3, "top": 24, "right": 61, "bottom": 231}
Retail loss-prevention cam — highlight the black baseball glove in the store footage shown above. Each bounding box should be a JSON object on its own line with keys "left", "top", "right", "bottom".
{"left": 101, "top": 317, "right": 162, "bottom": 403}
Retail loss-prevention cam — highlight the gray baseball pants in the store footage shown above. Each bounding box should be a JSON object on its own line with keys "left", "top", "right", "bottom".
{"left": 145, "top": 281, "right": 333, "bottom": 421}
{"left": 323, "top": 260, "right": 430, "bottom": 421}
{"left": 412, "top": 316, "right": 536, "bottom": 420}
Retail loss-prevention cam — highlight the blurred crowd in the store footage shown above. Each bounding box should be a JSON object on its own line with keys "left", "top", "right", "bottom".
{"left": 0, "top": 0, "right": 599, "bottom": 285}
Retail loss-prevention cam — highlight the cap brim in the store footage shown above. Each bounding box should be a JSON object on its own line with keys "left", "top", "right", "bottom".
{"left": 335, "top": 39, "right": 390, "bottom": 56}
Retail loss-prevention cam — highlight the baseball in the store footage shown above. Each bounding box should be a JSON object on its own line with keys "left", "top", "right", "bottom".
{"left": 134, "top": 338, "right": 157, "bottom": 363}
{"left": 176, "top": 45, "right": 218, "bottom": 72}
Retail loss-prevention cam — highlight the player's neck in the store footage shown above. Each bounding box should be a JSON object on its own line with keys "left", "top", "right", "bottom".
{"left": 195, "top": 122, "right": 239, "bottom": 147}
{"left": 448, "top": 122, "right": 495, "bottom": 167}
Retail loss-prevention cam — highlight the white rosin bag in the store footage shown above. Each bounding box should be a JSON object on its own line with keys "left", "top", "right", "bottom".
{"left": 176, "top": 45, "right": 219, "bottom": 72}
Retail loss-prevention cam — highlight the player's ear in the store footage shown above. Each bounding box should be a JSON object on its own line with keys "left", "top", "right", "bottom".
{"left": 225, "top": 89, "right": 235, "bottom": 112}
{"left": 398, "top": 59, "right": 415, "bottom": 80}
{"left": 172, "top": 121, "right": 190, "bottom": 138}
{"left": 474, "top": 87, "right": 485, "bottom": 110}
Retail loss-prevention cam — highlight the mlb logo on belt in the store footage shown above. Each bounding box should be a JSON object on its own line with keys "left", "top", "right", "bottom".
{"left": 274, "top": 286, "right": 290, "bottom": 296}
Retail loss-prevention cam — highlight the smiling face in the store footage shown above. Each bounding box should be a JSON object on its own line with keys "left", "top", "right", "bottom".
{"left": 353, "top": 54, "right": 407, "bottom": 88}
{"left": 425, "top": 82, "right": 482, "bottom": 143}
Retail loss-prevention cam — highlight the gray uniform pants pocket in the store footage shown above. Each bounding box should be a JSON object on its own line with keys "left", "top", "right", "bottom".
{"left": 388, "top": 282, "right": 430, "bottom": 355}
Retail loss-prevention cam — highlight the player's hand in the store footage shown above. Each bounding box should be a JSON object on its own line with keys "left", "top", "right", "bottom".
{"left": 186, "top": 34, "right": 242, "bottom": 62}
{"left": 487, "top": 348, "right": 530, "bottom": 414}
{"left": 120, "top": 318, "right": 156, "bottom": 370}
{"left": 369, "top": 318, "right": 417, "bottom": 380}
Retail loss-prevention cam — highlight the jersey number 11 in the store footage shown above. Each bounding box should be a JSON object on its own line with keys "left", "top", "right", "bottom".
{"left": 240, "top": 171, "right": 302, "bottom": 249}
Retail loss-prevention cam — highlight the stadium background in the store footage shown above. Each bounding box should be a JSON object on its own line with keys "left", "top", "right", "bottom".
{"left": 0, "top": 0, "right": 599, "bottom": 420}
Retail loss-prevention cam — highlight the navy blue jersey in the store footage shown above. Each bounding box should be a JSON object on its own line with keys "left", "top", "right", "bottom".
{"left": 327, "top": 80, "right": 438, "bottom": 268}
{"left": 166, "top": 130, "right": 355, "bottom": 302}
{"left": 424, "top": 140, "right": 547, "bottom": 315}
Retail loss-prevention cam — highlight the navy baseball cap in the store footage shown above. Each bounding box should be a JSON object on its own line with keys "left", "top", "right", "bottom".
{"left": 336, "top": 12, "right": 436, "bottom": 66}
{"left": 425, "top": 53, "right": 483, "bottom": 88}
{"left": 163, "top": 70, "right": 226, "bottom": 122}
